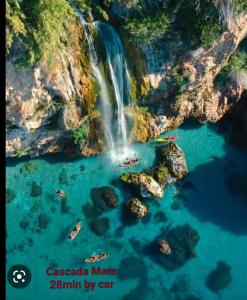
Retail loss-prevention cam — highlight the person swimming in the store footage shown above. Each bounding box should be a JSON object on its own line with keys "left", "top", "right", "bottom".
{"left": 56, "top": 190, "right": 67, "bottom": 199}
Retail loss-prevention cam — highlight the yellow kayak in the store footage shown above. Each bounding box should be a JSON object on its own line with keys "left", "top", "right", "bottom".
{"left": 155, "top": 136, "right": 177, "bottom": 143}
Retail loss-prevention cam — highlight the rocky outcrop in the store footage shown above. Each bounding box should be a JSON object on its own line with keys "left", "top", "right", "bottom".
{"left": 155, "top": 224, "right": 200, "bottom": 271}
{"left": 140, "top": 12, "right": 247, "bottom": 132}
{"left": 120, "top": 142, "right": 187, "bottom": 199}
{"left": 6, "top": 20, "right": 102, "bottom": 158}
{"left": 157, "top": 239, "right": 171, "bottom": 255}
{"left": 127, "top": 198, "right": 148, "bottom": 218}
{"left": 219, "top": 90, "right": 247, "bottom": 150}
{"left": 119, "top": 172, "right": 164, "bottom": 199}
{"left": 151, "top": 142, "right": 188, "bottom": 187}
{"left": 90, "top": 186, "right": 118, "bottom": 210}
{"left": 158, "top": 142, "right": 188, "bottom": 179}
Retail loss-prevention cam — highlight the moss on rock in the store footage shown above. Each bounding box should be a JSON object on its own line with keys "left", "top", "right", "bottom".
{"left": 152, "top": 164, "right": 170, "bottom": 185}
{"left": 120, "top": 172, "right": 164, "bottom": 199}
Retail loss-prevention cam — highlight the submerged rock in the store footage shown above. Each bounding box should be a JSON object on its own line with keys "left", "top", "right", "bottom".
{"left": 158, "top": 143, "right": 188, "bottom": 179}
{"left": 171, "top": 199, "right": 183, "bottom": 210}
{"left": 20, "top": 219, "right": 29, "bottom": 230}
{"left": 205, "top": 261, "right": 232, "bottom": 294}
{"left": 127, "top": 198, "right": 149, "bottom": 218}
{"left": 154, "top": 211, "right": 168, "bottom": 223}
{"left": 38, "top": 213, "right": 51, "bottom": 229}
{"left": 61, "top": 198, "right": 70, "bottom": 214}
{"left": 118, "top": 256, "right": 146, "bottom": 280}
{"left": 20, "top": 161, "right": 37, "bottom": 175}
{"left": 6, "top": 188, "right": 16, "bottom": 203}
{"left": 88, "top": 217, "right": 109, "bottom": 236}
{"left": 121, "top": 281, "right": 150, "bottom": 300}
{"left": 80, "top": 164, "right": 85, "bottom": 172}
{"left": 156, "top": 224, "right": 199, "bottom": 271}
{"left": 120, "top": 172, "right": 164, "bottom": 199}
{"left": 30, "top": 181, "right": 43, "bottom": 197}
{"left": 90, "top": 186, "right": 118, "bottom": 213}
{"left": 59, "top": 168, "right": 68, "bottom": 185}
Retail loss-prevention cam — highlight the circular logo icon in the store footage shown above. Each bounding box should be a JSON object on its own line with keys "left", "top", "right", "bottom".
{"left": 7, "top": 265, "right": 31, "bottom": 288}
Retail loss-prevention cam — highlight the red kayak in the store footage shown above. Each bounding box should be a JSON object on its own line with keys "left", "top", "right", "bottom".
{"left": 68, "top": 221, "right": 82, "bottom": 241}
{"left": 85, "top": 253, "right": 109, "bottom": 263}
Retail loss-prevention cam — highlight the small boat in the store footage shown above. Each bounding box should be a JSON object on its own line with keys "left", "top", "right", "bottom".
{"left": 56, "top": 190, "right": 67, "bottom": 199}
{"left": 85, "top": 253, "right": 109, "bottom": 263}
{"left": 68, "top": 221, "right": 82, "bottom": 241}
{"left": 155, "top": 136, "right": 177, "bottom": 143}
{"left": 120, "top": 158, "right": 142, "bottom": 167}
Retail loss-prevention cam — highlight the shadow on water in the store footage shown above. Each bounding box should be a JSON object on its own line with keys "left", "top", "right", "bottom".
{"left": 183, "top": 124, "right": 247, "bottom": 235}
{"left": 6, "top": 152, "right": 82, "bottom": 167}
{"left": 179, "top": 118, "right": 204, "bottom": 131}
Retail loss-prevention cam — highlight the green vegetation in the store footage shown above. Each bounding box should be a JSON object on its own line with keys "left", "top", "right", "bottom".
{"left": 71, "top": 119, "right": 90, "bottom": 144}
{"left": 200, "top": 23, "right": 221, "bottom": 46}
{"left": 6, "top": 0, "right": 76, "bottom": 66}
{"left": 123, "top": 12, "right": 170, "bottom": 48}
{"left": 152, "top": 164, "right": 170, "bottom": 185}
{"left": 169, "top": 0, "right": 222, "bottom": 48}
{"left": 119, "top": 173, "right": 140, "bottom": 184}
{"left": 172, "top": 65, "right": 187, "bottom": 94}
{"left": 6, "top": 1, "right": 26, "bottom": 52}
{"left": 15, "top": 147, "right": 30, "bottom": 158}
{"left": 224, "top": 50, "right": 247, "bottom": 74}
{"left": 72, "top": 0, "right": 109, "bottom": 21}
{"left": 216, "top": 41, "right": 247, "bottom": 86}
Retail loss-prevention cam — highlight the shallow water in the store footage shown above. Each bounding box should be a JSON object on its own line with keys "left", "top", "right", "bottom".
{"left": 6, "top": 123, "right": 247, "bottom": 300}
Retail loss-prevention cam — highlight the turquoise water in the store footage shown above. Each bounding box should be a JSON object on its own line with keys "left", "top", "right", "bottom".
{"left": 6, "top": 123, "right": 247, "bottom": 300}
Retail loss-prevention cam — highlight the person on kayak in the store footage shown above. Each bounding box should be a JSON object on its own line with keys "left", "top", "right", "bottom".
{"left": 56, "top": 190, "right": 67, "bottom": 199}
{"left": 99, "top": 253, "right": 109, "bottom": 260}
{"left": 85, "top": 253, "right": 109, "bottom": 263}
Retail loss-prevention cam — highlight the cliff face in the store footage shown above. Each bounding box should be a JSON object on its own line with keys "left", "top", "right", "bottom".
{"left": 133, "top": 12, "right": 247, "bottom": 131}
{"left": 5, "top": 8, "right": 247, "bottom": 158}
{"left": 6, "top": 20, "right": 103, "bottom": 158}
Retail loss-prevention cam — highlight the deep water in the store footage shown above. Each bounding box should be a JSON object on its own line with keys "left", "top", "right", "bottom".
{"left": 6, "top": 123, "right": 247, "bottom": 300}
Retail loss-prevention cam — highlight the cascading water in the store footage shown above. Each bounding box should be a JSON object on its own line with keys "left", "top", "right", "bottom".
{"left": 95, "top": 22, "right": 132, "bottom": 161}
{"left": 69, "top": 2, "right": 133, "bottom": 162}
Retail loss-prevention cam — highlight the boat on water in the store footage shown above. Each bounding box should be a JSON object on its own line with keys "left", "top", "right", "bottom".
{"left": 85, "top": 253, "right": 109, "bottom": 263}
{"left": 68, "top": 221, "right": 82, "bottom": 241}
{"left": 155, "top": 136, "right": 177, "bottom": 143}
{"left": 120, "top": 158, "right": 142, "bottom": 167}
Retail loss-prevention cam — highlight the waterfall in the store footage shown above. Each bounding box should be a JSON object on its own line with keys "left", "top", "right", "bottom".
{"left": 95, "top": 22, "right": 132, "bottom": 159}
{"left": 69, "top": 2, "right": 133, "bottom": 162}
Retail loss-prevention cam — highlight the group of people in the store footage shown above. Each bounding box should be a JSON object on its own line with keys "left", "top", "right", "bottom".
{"left": 121, "top": 155, "right": 142, "bottom": 167}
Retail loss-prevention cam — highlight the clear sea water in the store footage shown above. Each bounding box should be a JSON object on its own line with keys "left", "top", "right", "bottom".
{"left": 6, "top": 122, "right": 247, "bottom": 300}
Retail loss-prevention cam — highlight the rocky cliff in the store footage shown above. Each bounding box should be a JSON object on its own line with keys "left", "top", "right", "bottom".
{"left": 6, "top": 19, "right": 104, "bottom": 158}
{"left": 6, "top": 2, "right": 247, "bottom": 158}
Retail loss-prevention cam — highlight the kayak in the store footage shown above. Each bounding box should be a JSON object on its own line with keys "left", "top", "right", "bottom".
{"left": 68, "top": 221, "right": 82, "bottom": 241}
{"left": 85, "top": 253, "right": 109, "bottom": 263}
{"left": 120, "top": 158, "right": 142, "bottom": 167}
{"left": 155, "top": 136, "right": 177, "bottom": 143}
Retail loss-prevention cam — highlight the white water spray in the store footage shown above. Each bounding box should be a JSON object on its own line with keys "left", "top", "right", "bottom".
{"left": 69, "top": 2, "right": 134, "bottom": 162}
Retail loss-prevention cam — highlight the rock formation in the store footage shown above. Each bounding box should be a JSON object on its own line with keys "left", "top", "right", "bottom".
{"left": 120, "top": 172, "right": 164, "bottom": 199}
{"left": 127, "top": 198, "right": 149, "bottom": 218}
